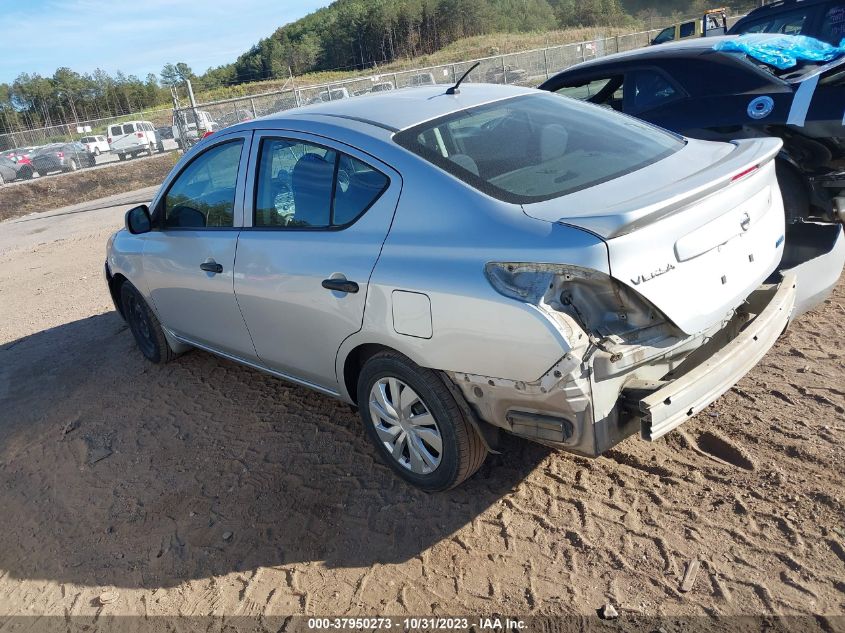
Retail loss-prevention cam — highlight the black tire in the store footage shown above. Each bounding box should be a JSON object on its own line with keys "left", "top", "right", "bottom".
{"left": 776, "top": 160, "right": 810, "bottom": 223}
{"left": 20, "top": 167, "right": 33, "bottom": 180}
{"left": 66, "top": 159, "right": 78, "bottom": 172}
{"left": 120, "top": 282, "right": 174, "bottom": 364}
{"left": 118, "top": 153, "right": 126, "bottom": 161}
{"left": 357, "top": 351, "right": 487, "bottom": 491}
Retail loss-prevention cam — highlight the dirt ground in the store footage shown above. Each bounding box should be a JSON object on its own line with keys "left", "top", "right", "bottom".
{"left": 0, "top": 193, "right": 843, "bottom": 626}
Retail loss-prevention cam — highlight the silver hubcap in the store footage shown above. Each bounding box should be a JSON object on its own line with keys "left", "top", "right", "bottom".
{"left": 368, "top": 377, "right": 443, "bottom": 474}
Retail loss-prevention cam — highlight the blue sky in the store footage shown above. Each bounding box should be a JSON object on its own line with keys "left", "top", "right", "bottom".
{"left": 0, "top": 0, "right": 331, "bottom": 84}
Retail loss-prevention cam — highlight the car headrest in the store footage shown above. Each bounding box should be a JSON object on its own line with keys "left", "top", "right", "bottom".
{"left": 540, "top": 123, "right": 569, "bottom": 162}
{"left": 291, "top": 152, "right": 334, "bottom": 226}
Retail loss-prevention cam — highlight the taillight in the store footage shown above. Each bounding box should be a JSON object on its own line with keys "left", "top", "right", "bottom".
{"left": 57, "top": 152, "right": 64, "bottom": 158}
{"left": 107, "top": 137, "right": 112, "bottom": 144}
{"left": 731, "top": 165, "right": 759, "bottom": 183}
{"left": 136, "top": 132, "right": 144, "bottom": 138}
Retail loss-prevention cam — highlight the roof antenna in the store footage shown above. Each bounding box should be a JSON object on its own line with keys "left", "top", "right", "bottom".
{"left": 446, "top": 62, "right": 480, "bottom": 95}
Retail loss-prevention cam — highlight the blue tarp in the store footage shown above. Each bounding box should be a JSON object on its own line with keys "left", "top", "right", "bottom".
{"left": 714, "top": 34, "right": 845, "bottom": 70}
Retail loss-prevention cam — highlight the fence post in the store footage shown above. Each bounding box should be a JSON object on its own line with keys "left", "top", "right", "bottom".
{"left": 615, "top": 35, "right": 620, "bottom": 53}
{"left": 501, "top": 55, "right": 507, "bottom": 83}
{"left": 543, "top": 47, "right": 550, "bottom": 79}
{"left": 451, "top": 65, "right": 457, "bottom": 83}
{"left": 250, "top": 98, "right": 257, "bottom": 118}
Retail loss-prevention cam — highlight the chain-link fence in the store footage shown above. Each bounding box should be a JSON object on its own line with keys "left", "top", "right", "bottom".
{"left": 0, "top": 108, "right": 174, "bottom": 153}
{"left": 2, "top": 14, "right": 747, "bottom": 155}
{"left": 177, "top": 21, "right": 746, "bottom": 143}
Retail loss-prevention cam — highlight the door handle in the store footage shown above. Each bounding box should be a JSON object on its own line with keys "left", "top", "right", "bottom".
{"left": 322, "top": 278, "right": 359, "bottom": 293}
{"left": 200, "top": 261, "right": 223, "bottom": 274}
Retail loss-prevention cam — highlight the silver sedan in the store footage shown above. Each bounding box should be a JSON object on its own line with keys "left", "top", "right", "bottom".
{"left": 106, "top": 83, "right": 841, "bottom": 490}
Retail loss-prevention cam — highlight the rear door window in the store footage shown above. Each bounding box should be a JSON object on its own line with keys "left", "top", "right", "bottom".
{"left": 253, "top": 138, "right": 388, "bottom": 229}
{"left": 109, "top": 125, "right": 121, "bottom": 137}
{"left": 122, "top": 123, "right": 135, "bottom": 134}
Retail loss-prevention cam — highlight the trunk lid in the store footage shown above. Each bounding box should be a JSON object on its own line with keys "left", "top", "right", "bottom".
{"left": 523, "top": 138, "right": 786, "bottom": 334}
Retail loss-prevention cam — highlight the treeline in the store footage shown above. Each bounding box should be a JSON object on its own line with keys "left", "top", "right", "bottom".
{"left": 0, "top": 69, "right": 171, "bottom": 136}
{"left": 1, "top": 0, "right": 758, "bottom": 135}
{"left": 208, "top": 0, "right": 632, "bottom": 87}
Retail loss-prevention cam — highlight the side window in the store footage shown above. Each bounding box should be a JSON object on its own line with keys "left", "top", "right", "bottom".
{"left": 555, "top": 75, "right": 623, "bottom": 110}
{"left": 820, "top": 3, "right": 845, "bottom": 44}
{"left": 109, "top": 125, "right": 121, "bottom": 137}
{"left": 164, "top": 140, "right": 243, "bottom": 229}
{"left": 122, "top": 123, "right": 135, "bottom": 135}
{"left": 737, "top": 9, "right": 811, "bottom": 36}
{"left": 652, "top": 26, "right": 675, "bottom": 44}
{"left": 679, "top": 21, "right": 696, "bottom": 38}
{"left": 254, "top": 138, "right": 388, "bottom": 229}
{"left": 627, "top": 69, "right": 681, "bottom": 113}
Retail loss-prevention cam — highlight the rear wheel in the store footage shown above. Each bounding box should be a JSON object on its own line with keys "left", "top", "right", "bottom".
{"left": 120, "top": 282, "right": 175, "bottom": 364}
{"left": 20, "top": 166, "right": 33, "bottom": 179}
{"left": 67, "top": 159, "right": 78, "bottom": 172}
{"left": 118, "top": 153, "right": 125, "bottom": 161}
{"left": 357, "top": 352, "right": 487, "bottom": 491}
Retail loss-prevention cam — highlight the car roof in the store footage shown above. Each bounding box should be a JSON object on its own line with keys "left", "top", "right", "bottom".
{"left": 240, "top": 84, "right": 535, "bottom": 133}
{"left": 736, "top": 0, "right": 831, "bottom": 19}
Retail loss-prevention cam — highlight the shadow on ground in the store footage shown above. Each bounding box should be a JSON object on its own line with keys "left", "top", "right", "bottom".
{"left": 0, "top": 313, "right": 549, "bottom": 589}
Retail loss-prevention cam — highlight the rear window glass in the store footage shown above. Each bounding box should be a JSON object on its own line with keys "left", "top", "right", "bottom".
{"left": 109, "top": 126, "right": 121, "bottom": 136}
{"left": 394, "top": 93, "right": 683, "bottom": 204}
{"left": 122, "top": 123, "right": 135, "bottom": 134}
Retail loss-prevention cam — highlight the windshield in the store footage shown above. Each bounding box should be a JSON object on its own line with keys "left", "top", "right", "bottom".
{"left": 394, "top": 93, "right": 684, "bottom": 204}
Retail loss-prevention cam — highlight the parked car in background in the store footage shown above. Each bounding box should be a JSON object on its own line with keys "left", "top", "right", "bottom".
{"left": 156, "top": 126, "right": 174, "bottom": 140}
{"left": 486, "top": 64, "right": 528, "bottom": 84}
{"left": 370, "top": 81, "right": 395, "bottom": 93}
{"left": 729, "top": 0, "right": 845, "bottom": 45}
{"left": 307, "top": 87, "right": 351, "bottom": 104}
{"left": 540, "top": 34, "right": 845, "bottom": 312}
{"left": 80, "top": 135, "right": 110, "bottom": 155}
{"left": 1, "top": 148, "right": 35, "bottom": 179}
{"left": 216, "top": 109, "right": 254, "bottom": 128}
{"left": 408, "top": 72, "right": 437, "bottom": 86}
{"left": 651, "top": 7, "right": 729, "bottom": 44}
{"left": 30, "top": 142, "right": 96, "bottom": 174}
{"left": 0, "top": 156, "right": 17, "bottom": 185}
{"left": 107, "top": 120, "right": 159, "bottom": 160}
{"left": 107, "top": 84, "right": 830, "bottom": 490}
{"left": 172, "top": 110, "right": 217, "bottom": 149}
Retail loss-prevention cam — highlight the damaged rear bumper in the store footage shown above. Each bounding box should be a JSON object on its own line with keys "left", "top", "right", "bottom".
{"left": 629, "top": 272, "right": 796, "bottom": 441}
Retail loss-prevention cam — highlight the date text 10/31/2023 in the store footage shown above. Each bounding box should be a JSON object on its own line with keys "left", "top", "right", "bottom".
{"left": 307, "top": 617, "right": 528, "bottom": 630}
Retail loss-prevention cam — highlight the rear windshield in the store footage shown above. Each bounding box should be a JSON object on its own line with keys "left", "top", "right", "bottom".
{"left": 109, "top": 126, "right": 121, "bottom": 136}
{"left": 122, "top": 123, "right": 135, "bottom": 134}
{"left": 394, "top": 93, "right": 683, "bottom": 203}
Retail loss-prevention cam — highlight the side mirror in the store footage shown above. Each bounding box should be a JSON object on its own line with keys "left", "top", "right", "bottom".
{"left": 125, "top": 204, "right": 152, "bottom": 234}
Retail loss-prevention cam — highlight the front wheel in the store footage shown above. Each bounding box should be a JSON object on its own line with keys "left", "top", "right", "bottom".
{"left": 118, "top": 153, "right": 126, "bottom": 161}
{"left": 120, "top": 282, "right": 175, "bottom": 364}
{"left": 357, "top": 352, "right": 487, "bottom": 491}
